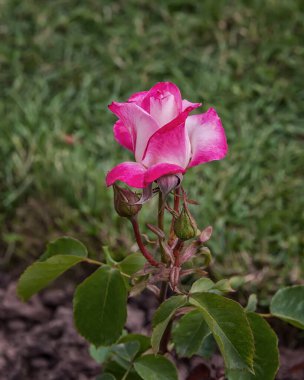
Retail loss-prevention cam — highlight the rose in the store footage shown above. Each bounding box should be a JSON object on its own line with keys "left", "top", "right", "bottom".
{"left": 106, "top": 82, "right": 227, "bottom": 189}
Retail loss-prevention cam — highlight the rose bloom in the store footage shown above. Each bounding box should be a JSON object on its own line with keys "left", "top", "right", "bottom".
{"left": 106, "top": 82, "right": 227, "bottom": 190}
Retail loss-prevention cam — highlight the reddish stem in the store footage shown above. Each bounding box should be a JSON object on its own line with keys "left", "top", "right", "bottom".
{"left": 173, "top": 239, "right": 183, "bottom": 267}
{"left": 130, "top": 217, "right": 161, "bottom": 267}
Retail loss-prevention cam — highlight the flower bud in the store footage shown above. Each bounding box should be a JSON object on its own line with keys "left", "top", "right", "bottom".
{"left": 113, "top": 184, "right": 142, "bottom": 218}
{"left": 174, "top": 204, "right": 197, "bottom": 241}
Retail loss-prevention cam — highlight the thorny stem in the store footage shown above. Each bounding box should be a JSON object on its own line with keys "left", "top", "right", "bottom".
{"left": 173, "top": 239, "right": 183, "bottom": 267}
{"left": 159, "top": 240, "right": 184, "bottom": 354}
{"left": 130, "top": 217, "right": 161, "bottom": 267}
{"left": 159, "top": 193, "right": 184, "bottom": 354}
{"left": 158, "top": 192, "right": 169, "bottom": 304}
{"left": 158, "top": 189, "right": 183, "bottom": 354}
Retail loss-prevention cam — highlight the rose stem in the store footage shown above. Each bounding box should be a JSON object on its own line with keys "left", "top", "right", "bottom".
{"left": 159, "top": 189, "right": 184, "bottom": 354}
{"left": 168, "top": 187, "right": 180, "bottom": 246}
{"left": 173, "top": 238, "right": 183, "bottom": 267}
{"left": 158, "top": 192, "right": 169, "bottom": 303}
{"left": 130, "top": 217, "right": 161, "bottom": 267}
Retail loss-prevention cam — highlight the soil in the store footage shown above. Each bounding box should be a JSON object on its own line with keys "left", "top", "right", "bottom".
{"left": 0, "top": 266, "right": 304, "bottom": 380}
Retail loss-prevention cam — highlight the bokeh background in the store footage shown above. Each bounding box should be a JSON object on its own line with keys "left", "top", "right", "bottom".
{"left": 1, "top": 0, "right": 303, "bottom": 298}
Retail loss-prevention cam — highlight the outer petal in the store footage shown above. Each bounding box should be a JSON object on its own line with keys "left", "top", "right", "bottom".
{"left": 144, "top": 163, "right": 186, "bottom": 185}
{"left": 108, "top": 102, "right": 160, "bottom": 162}
{"left": 142, "top": 111, "right": 191, "bottom": 169}
{"left": 186, "top": 108, "right": 228, "bottom": 168}
{"left": 141, "top": 82, "right": 183, "bottom": 126}
{"left": 113, "top": 120, "right": 133, "bottom": 152}
{"left": 128, "top": 91, "right": 148, "bottom": 104}
{"left": 182, "top": 99, "right": 201, "bottom": 112}
{"left": 106, "top": 162, "right": 147, "bottom": 188}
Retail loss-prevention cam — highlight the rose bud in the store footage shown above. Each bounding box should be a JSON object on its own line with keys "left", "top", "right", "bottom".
{"left": 174, "top": 204, "right": 197, "bottom": 241}
{"left": 113, "top": 184, "right": 142, "bottom": 218}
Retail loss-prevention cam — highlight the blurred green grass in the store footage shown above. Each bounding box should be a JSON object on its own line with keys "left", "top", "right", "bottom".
{"left": 0, "top": 0, "right": 303, "bottom": 287}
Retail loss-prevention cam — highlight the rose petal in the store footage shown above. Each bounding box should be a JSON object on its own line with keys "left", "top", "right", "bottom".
{"left": 128, "top": 91, "right": 148, "bottom": 104}
{"left": 186, "top": 108, "right": 228, "bottom": 167}
{"left": 142, "top": 111, "right": 192, "bottom": 169}
{"left": 144, "top": 163, "right": 186, "bottom": 185}
{"left": 109, "top": 102, "right": 160, "bottom": 162}
{"left": 141, "top": 82, "right": 183, "bottom": 126}
{"left": 106, "top": 161, "right": 147, "bottom": 188}
{"left": 113, "top": 120, "right": 134, "bottom": 152}
{"left": 182, "top": 99, "right": 201, "bottom": 112}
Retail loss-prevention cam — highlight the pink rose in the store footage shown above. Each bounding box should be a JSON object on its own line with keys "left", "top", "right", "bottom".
{"left": 106, "top": 82, "right": 227, "bottom": 189}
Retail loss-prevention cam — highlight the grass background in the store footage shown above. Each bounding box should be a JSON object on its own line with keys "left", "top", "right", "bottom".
{"left": 1, "top": 0, "right": 303, "bottom": 298}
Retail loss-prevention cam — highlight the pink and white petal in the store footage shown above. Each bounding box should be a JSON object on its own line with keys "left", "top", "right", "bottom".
{"left": 106, "top": 161, "right": 147, "bottom": 188}
{"left": 142, "top": 111, "right": 191, "bottom": 169}
{"left": 141, "top": 82, "right": 183, "bottom": 126}
{"left": 109, "top": 102, "right": 160, "bottom": 162}
{"left": 182, "top": 99, "right": 201, "bottom": 112}
{"left": 128, "top": 91, "right": 148, "bottom": 105}
{"left": 113, "top": 120, "right": 134, "bottom": 152}
{"left": 186, "top": 108, "right": 228, "bottom": 168}
{"left": 149, "top": 93, "right": 178, "bottom": 126}
{"left": 144, "top": 163, "right": 186, "bottom": 185}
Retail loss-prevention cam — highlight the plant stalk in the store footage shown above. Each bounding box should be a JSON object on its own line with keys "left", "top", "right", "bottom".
{"left": 158, "top": 193, "right": 167, "bottom": 263}
{"left": 130, "top": 217, "right": 161, "bottom": 267}
{"left": 168, "top": 187, "right": 180, "bottom": 246}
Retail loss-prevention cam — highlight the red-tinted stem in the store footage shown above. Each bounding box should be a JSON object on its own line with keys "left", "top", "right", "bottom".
{"left": 173, "top": 239, "right": 183, "bottom": 267}
{"left": 130, "top": 217, "right": 161, "bottom": 267}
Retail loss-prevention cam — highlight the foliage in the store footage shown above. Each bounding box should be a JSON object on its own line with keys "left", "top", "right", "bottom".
{"left": 17, "top": 235, "right": 304, "bottom": 378}
{"left": 8, "top": 1, "right": 304, "bottom": 378}
{"left": 0, "top": 1, "right": 303, "bottom": 291}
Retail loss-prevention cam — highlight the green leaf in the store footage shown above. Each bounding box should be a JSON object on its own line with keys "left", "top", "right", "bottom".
{"left": 197, "top": 333, "right": 217, "bottom": 359}
{"left": 213, "top": 279, "right": 235, "bottom": 293}
{"left": 74, "top": 266, "right": 127, "bottom": 346}
{"left": 190, "top": 293, "right": 254, "bottom": 372}
{"left": 134, "top": 355, "right": 178, "bottom": 380}
{"left": 112, "top": 341, "right": 140, "bottom": 362}
{"left": 246, "top": 294, "right": 258, "bottom": 313}
{"left": 270, "top": 285, "right": 304, "bottom": 329}
{"left": 190, "top": 278, "right": 215, "bottom": 293}
{"left": 151, "top": 295, "right": 186, "bottom": 353}
{"left": 119, "top": 334, "right": 151, "bottom": 356}
{"left": 89, "top": 345, "right": 111, "bottom": 364}
{"left": 118, "top": 253, "right": 146, "bottom": 276}
{"left": 172, "top": 310, "right": 210, "bottom": 358}
{"left": 17, "top": 255, "right": 85, "bottom": 301}
{"left": 39, "top": 236, "right": 88, "bottom": 261}
{"left": 190, "top": 278, "right": 233, "bottom": 295}
{"left": 103, "top": 246, "right": 118, "bottom": 266}
{"left": 227, "top": 313, "right": 279, "bottom": 380}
